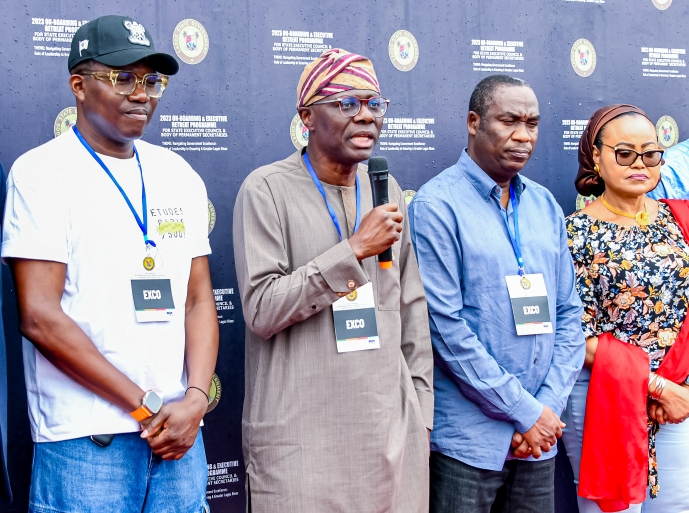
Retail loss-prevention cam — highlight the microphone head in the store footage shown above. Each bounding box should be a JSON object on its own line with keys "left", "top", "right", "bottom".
{"left": 367, "top": 157, "right": 388, "bottom": 175}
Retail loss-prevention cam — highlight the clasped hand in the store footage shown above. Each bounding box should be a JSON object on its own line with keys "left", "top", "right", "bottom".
{"left": 511, "top": 405, "right": 565, "bottom": 459}
{"left": 648, "top": 382, "right": 689, "bottom": 425}
{"left": 139, "top": 392, "right": 208, "bottom": 460}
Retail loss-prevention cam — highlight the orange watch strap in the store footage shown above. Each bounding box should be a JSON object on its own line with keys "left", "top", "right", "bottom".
{"left": 130, "top": 405, "right": 152, "bottom": 422}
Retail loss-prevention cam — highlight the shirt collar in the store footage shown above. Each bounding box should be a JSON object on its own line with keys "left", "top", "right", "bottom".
{"left": 457, "top": 149, "right": 526, "bottom": 202}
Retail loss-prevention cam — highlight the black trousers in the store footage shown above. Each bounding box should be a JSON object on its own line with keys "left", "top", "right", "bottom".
{"left": 429, "top": 451, "right": 555, "bottom": 513}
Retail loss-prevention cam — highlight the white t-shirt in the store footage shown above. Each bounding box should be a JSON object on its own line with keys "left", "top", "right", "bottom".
{"left": 2, "top": 129, "right": 211, "bottom": 442}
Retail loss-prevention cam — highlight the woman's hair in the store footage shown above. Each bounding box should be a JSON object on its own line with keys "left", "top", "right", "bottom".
{"left": 593, "top": 111, "right": 650, "bottom": 151}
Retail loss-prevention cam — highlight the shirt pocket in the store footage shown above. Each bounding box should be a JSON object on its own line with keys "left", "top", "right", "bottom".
{"left": 375, "top": 241, "right": 402, "bottom": 311}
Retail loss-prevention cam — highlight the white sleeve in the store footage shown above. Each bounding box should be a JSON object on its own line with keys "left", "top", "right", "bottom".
{"left": 190, "top": 174, "right": 211, "bottom": 259}
{"left": 1, "top": 170, "right": 69, "bottom": 263}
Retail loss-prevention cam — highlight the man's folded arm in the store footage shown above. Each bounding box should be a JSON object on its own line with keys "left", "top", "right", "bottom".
{"left": 233, "top": 179, "right": 367, "bottom": 340}
{"left": 409, "top": 198, "right": 542, "bottom": 434}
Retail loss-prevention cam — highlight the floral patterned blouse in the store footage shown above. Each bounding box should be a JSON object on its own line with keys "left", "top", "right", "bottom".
{"left": 566, "top": 202, "right": 689, "bottom": 498}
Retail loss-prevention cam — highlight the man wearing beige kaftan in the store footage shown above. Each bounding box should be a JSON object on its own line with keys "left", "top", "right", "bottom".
{"left": 233, "top": 49, "right": 433, "bottom": 513}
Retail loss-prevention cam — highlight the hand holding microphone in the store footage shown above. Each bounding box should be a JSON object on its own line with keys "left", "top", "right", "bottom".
{"left": 348, "top": 157, "right": 402, "bottom": 265}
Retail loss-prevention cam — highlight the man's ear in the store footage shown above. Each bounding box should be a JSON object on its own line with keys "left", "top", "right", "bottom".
{"left": 70, "top": 74, "right": 87, "bottom": 103}
{"left": 299, "top": 107, "right": 315, "bottom": 132}
{"left": 467, "top": 111, "right": 480, "bottom": 137}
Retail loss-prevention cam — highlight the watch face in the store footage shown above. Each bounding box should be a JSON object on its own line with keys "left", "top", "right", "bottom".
{"left": 145, "top": 391, "right": 163, "bottom": 414}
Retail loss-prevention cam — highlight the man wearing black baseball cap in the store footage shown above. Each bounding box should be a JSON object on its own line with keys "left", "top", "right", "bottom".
{"left": 3, "top": 15, "right": 217, "bottom": 513}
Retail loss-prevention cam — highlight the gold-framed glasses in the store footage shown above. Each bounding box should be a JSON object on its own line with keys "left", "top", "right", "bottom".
{"left": 80, "top": 70, "right": 169, "bottom": 98}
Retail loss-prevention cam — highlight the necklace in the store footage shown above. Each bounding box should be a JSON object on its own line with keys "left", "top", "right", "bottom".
{"left": 601, "top": 193, "right": 651, "bottom": 226}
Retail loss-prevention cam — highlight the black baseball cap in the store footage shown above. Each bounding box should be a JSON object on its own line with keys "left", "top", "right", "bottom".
{"left": 68, "top": 15, "right": 179, "bottom": 75}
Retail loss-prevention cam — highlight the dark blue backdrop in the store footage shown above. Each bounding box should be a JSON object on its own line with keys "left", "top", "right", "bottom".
{"left": 0, "top": 0, "right": 686, "bottom": 511}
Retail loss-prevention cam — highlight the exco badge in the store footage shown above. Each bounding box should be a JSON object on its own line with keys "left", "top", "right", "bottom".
{"left": 656, "top": 115, "right": 679, "bottom": 148}
{"left": 208, "top": 198, "right": 216, "bottom": 235}
{"left": 652, "top": 0, "right": 672, "bottom": 10}
{"left": 290, "top": 113, "right": 309, "bottom": 149}
{"left": 173, "top": 19, "right": 209, "bottom": 65}
{"left": 403, "top": 190, "right": 416, "bottom": 206}
{"left": 570, "top": 38, "right": 597, "bottom": 78}
{"left": 389, "top": 30, "right": 419, "bottom": 72}
{"left": 53, "top": 107, "right": 77, "bottom": 137}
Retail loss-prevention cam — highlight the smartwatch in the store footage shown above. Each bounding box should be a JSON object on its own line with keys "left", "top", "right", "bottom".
{"left": 130, "top": 390, "right": 163, "bottom": 421}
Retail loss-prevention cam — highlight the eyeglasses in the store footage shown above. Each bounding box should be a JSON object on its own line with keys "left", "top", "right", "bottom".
{"left": 80, "top": 70, "right": 169, "bottom": 98}
{"left": 601, "top": 143, "right": 664, "bottom": 167}
{"left": 312, "top": 96, "right": 390, "bottom": 118}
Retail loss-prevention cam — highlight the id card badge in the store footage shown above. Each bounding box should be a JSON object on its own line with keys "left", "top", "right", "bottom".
{"left": 332, "top": 282, "right": 380, "bottom": 353}
{"left": 505, "top": 273, "right": 553, "bottom": 336}
{"left": 130, "top": 248, "right": 175, "bottom": 322}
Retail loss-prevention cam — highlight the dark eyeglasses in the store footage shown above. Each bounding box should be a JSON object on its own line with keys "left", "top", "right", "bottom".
{"left": 311, "top": 96, "right": 390, "bottom": 118}
{"left": 80, "top": 70, "right": 169, "bottom": 98}
{"left": 601, "top": 143, "right": 664, "bottom": 167}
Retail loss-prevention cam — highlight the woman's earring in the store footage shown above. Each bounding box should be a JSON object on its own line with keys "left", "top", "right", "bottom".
{"left": 594, "top": 164, "right": 600, "bottom": 174}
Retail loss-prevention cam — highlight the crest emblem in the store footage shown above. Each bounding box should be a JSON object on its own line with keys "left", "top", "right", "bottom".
{"left": 652, "top": 0, "right": 672, "bottom": 9}
{"left": 173, "top": 19, "right": 209, "bottom": 65}
{"left": 208, "top": 199, "right": 217, "bottom": 235}
{"left": 656, "top": 116, "right": 679, "bottom": 149}
{"left": 388, "top": 30, "right": 419, "bottom": 72}
{"left": 570, "top": 39, "right": 596, "bottom": 77}
{"left": 398, "top": 41, "right": 409, "bottom": 60}
{"left": 184, "top": 30, "right": 199, "bottom": 51}
{"left": 290, "top": 113, "right": 309, "bottom": 149}
{"left": 123, "top": 20, "right": 150, "bottom": 47}
{"left": 53, "top": 107, "right": 78, "bottom": 138}
{"left": 78, "top": 39, "right": 89, "bottom": 56}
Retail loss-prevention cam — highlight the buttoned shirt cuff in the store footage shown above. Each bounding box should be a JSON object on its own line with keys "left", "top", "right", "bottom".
{"left": 415, "top": 389, "right": 434, "bottom": 430}
{"left": 313, "top": 240, "right": 369, "bottom": 295}
{"left": 511, "top": 392, "right": 544, "bottom": 434}
{"left": 535, "top": 389, "right": 566, "bottom": 418}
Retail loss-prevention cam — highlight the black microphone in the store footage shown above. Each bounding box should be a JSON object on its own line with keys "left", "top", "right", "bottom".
{"left": 367, "top": 157, "right": 393, "bottom": 269}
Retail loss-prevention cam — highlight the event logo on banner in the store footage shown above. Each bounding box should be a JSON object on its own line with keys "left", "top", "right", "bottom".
{"left": 290, "top": 113, "right": 309, "bottom": 149}
{"left": 389, "top": 30, "right": 419, "bottom": 72}
{"left": 656, "top": 115, "right": 679, "bottom": 148}
{"left": 570, "top": 38, "right": 597, "bottom": 77}
{"left": 652, "top": 0, "right": 672, "bottom": 9}
{"left": 53, "top": 107, "right": 77, "bottom": 137}
{"left": 208, "top": 199, "right": 217, "bottom": 235}
{"left": 206, "top": 373, "right": 222, "bottom": 413}
{"left": 173, "top": 19, "right": 209, "bottom": 65}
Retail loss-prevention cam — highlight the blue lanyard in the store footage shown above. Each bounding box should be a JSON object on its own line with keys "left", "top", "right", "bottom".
{"left": 73, "top": 126, "right": 156, "bottom": 249}
{"left": 303, "top": 153, "right": 361, "bottom": 240}
{"left": 501, "top": 183, "right": 524, "bottom": 276}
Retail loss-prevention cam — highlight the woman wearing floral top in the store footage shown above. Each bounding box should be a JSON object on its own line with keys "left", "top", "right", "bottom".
{"left": 563, "top": 105, "right": 689, "bottom": 513}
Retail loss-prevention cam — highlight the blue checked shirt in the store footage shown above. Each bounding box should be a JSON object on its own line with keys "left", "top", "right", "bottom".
{"left": 648, "top": 139, "right": 689, "bottom": 200}
{"left": 408, "top": 150, "right": 585, "bottom": 470}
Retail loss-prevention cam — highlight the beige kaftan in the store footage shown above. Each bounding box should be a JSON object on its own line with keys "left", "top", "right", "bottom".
{"left": 233, "top": 150, "right": 434, "bottom": 513}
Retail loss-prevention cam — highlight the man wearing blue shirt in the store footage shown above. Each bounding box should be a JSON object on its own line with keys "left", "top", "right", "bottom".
{"left": 409, "top": 75, "right": 585, "bottom": 513}
{"left": 648, "top": 139, "right": 689, "bottom": 200}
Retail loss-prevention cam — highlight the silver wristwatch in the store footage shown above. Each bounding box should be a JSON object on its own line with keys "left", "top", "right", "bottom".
{"left": 684, "top": 374, "right": 689, "bottom": 386}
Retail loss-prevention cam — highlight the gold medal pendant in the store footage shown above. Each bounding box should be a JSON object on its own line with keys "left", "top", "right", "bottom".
{"left": 636, "top": 211, "right": 651, "bottom": 226}
{"left": 520, "top": 276, "right": 531, "bottom": 290}
{"left": 143, "top": 256, "right": 155, "bottom": 271}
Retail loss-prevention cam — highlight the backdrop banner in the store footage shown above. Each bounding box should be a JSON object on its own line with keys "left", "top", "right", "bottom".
{"left": 0, "top": 0, "right": 685, "bottom": 511}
